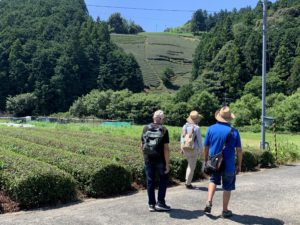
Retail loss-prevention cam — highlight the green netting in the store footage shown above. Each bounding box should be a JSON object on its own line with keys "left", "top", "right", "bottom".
{"left": 101, "top": 121, "right": 132, "bottom": 127}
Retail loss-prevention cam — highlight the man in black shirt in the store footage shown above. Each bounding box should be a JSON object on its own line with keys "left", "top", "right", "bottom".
{"left": 141, "top": 110, "right": 171, "bottom": 212}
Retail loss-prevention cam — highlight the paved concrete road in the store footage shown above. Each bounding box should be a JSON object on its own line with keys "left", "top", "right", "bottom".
{"left": 1, "top": 163, "right": 299, "bottom": 225}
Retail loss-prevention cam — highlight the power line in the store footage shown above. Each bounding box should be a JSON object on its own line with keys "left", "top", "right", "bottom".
{"left": 86, "top": 4, "right": 219, "bottom": 13}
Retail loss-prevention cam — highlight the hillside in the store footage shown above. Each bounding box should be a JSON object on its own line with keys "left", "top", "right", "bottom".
{"left": 111, "top": 33, "right": 199, "bottom": 89}
{"left": 0, "top": 0, "right": 143, "bottom": 115}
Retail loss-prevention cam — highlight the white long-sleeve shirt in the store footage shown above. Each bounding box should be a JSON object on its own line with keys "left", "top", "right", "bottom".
{"left": 180, "top": 122, "right": 203, "bottom": 152}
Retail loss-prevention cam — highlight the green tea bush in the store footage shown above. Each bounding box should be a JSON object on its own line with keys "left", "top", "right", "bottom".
{"left": 170, "top": 157, "right": 202, "bottom": 182}
{"left": 193, "top": 160, "right": 203, "bottom": 181}
{"left": 170, "top": 157, "right": 188, "bottom": 181}
{"left": 128, "top": 162, "right": 146, "bottom": 186}
{"left": 0, "top": 136, "right": 132, "bottom": 197}
{"left": 241, "top": 151, "right": 259, "bottom": 171}
{"left": 259, "top": 151, "right": 276, "bottom": 168}
{"left": 87, "top": 163, "right": 132, "bottom": 197}
{"left": 273, "top": 142, "right": 300, "bottom": 165}
{"left": 0, "top": 149, "right": 76, "bottom": 208}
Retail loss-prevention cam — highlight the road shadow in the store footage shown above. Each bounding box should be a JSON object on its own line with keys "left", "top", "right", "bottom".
{"left": 284, "top": 164, "right": 298, "bottom": 167}
{"left": 166, "top": 208, "right": 204, "bottom": 220}
{"left": 205, "top": 213, "right": 284, "bottom": 225}
{"left": 19, "top": 199, "right": 85, "bottom": 213}
{"left": 229, "top": 214, "right": 284, "bottom": 225}
{"left": 194, "top": 186, "right": 223, "bottom": 192}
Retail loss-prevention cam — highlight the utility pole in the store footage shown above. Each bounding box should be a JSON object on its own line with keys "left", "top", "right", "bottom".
{"left": 261, "top": 0, "right": 267, "bottom": 150}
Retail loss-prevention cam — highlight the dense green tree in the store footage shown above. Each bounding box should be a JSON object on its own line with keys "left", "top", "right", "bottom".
{"left": 230, "top": 94, "right": 261, "bottom": 127}
{"left": 98, "top": 49, "right": 144, "bottom": 92}
{"left": 243, "top": 30, "right": 262, "bottom": 76}
{"left": 266, "top": 93, "right": 287, "bottom": 108}
{"left": 173, "top": 84, "right": 194, "bottom": 103}
{"left": 209, "top": 41, "right": 243, "bottom": 100}
{"left": 163, "top": 102, "right": 192, "bottom": 126}
{"left": 193, "top": 71, "right": 223, "bottom": 99}
{"left": 192, "top": 34, "right": 212, "bottom": 79}
{"left": 108, "top": 13, "right": 128, "bottom": 34}
{"left": 8, "top": 39, "right": 28, "bottom": 94}
{"left": 191, "top": 9, "right": 208, "bottom": 34}
{"left": 269, "top": 89, "right": 300, "bottom": 132}
{"left": 243, "top": 73, "right": 285, "bottom": 97}
{"left": 6, "top": 93, "right": 37, "bottom": 116}
{"left": 161, "top": 67, "right": 175, "bottom": 86}
{"left": 273, "top": 45, "right": 292, "bottom": 81}
{"left": 127, "top": 21, "right": 144, "bottom": 34}
{"left": 69, "top": 89, "right": 114, "bottom": 118}
{"left": 187, "top": 91, "right": 219, "bottom": 125}
{"left": 287, "top": 57, "right": 300, "bottom": 94}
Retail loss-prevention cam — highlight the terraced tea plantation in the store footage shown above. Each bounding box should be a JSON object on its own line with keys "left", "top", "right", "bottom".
{"left": 0, "top": 123, "right": 191, "bottom": 210}
{"left": 111, "top": 32, "right": 199, "bottom": 89}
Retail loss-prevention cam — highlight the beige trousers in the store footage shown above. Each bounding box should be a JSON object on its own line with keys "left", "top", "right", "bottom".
{"left": 183, "top": 150, "right": 199, "bottom": 185}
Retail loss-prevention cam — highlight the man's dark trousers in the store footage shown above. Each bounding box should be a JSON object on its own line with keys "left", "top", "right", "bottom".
{"left": 145, "top": 160, "right": 168, "bottom": 205}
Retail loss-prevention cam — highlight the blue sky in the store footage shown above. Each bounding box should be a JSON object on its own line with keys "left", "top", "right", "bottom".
{"left": 85, "top": 0, "right": 277, "bottom": 32}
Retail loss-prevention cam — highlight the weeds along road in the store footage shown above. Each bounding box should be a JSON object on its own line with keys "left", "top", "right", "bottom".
{"left": 0, "top": 163, "right": 299, "bottom": 225}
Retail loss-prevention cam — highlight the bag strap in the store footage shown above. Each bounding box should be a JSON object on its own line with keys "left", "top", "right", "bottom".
{"left": 184, "top": 123, "right": 195, "bottom": 136}
{"left": 221, "top": 127, "right": 234, "bottom": 152}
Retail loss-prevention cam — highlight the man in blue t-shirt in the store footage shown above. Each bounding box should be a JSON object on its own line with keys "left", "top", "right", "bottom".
{"left": 203, "top": 106, "right": 243, "bottom": 218}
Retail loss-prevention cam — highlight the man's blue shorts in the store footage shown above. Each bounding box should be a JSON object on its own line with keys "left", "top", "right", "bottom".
{"left": 210, "top": 172, "right": 236, "bottom": 191}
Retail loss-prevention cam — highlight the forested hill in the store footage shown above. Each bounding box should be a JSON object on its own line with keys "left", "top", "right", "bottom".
{"left": 190, "top": 0, "right": 300, "bottom": 103}
{"left": 0, "top": 0, "right": 144, "bottom": 115}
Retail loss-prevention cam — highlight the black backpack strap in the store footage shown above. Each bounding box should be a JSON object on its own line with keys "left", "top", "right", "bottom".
{"left": 222, "top": 128, "right": 234, "bottom": 152}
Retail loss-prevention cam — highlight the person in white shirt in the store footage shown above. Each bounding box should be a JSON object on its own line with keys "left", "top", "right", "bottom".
{"left": 180, "top": 111, "right": 203, "bottom": 189}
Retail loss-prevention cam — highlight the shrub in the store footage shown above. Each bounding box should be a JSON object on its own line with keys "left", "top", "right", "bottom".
{"left": 87, "top": 164, "right": 132, "bottom": 197}
{"left": 170, "top": 157, "right": 202, "bottom": 182}
{"left": 259, "top": 151, "right": 276, "bottom": 168}
{"left": 129, "top": 162, "right": 146, "bottom": 186}
{"left": 0, "top": 135, "right": 132, "bottom": 197}
{"left": 170, "top": 157, "right": 188, "bottom": 181}
{"left": 241, "top": 151, "right": 259, "bottom": 171}
{"left": 230, "top": 94, "right": 261, "bottom": 127}
{"left": 188, "top": 91, "right": 219, "bottom": 126}
{"left": 6, "top": 93, "right": 37, "bottom": 116}
{"left": 272, "top": 142, "right": 300, "bottom": 165}
{"left": 0, "top": 149, "right": 76, "bottom": 208}
{"left": 193, "top": 160, "right": 203, "bottom": 181}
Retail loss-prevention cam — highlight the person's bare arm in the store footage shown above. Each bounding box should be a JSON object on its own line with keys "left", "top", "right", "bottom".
{"left": 236, "top": 147, "right": 243, "bottom": 174}
{"left": 164, "top": 143, "right": 170, "bottom": 174}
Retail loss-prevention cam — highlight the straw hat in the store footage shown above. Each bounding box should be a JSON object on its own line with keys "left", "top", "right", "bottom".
{"left": 215, "top": 106, "right": 235, "bottom": 123}
{"left": 187, "top": 111, "right": 202, "bottom": 124}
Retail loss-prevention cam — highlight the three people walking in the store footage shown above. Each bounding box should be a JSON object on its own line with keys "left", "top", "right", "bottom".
{"left": 141, "top": 107, "right": 243, "bottom": 217}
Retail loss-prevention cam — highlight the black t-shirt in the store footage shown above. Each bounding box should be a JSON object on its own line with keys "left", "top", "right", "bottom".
{"left": 141, "top": 123, "right": 169, "bottom": 163}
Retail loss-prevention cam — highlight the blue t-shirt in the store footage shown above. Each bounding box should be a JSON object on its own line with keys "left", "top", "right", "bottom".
{"left": 204, "top": 122, "right": 241, "bottom": 173}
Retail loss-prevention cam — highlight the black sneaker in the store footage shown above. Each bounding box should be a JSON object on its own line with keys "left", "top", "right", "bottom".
{"left": 185, "top": 184, "right": 194, "bottom": 189}
{"left": 204, "top": 202, "right": 212, "bottom": 214}
{"left": 148, "top": 204, "right": 156, "bottom": 212}
{"left": 155, "top": 202, "right": 171, "bottom": 211}
{"left": 222, "top": 210, "right": 233, "bottom": 218}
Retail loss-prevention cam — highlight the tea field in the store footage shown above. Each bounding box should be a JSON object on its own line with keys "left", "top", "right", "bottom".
{"left": 0, "top": 122, "right": 299, "bottom": 210}
{"left": 111, "top": 32, "right": 200, "bottom": 89}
